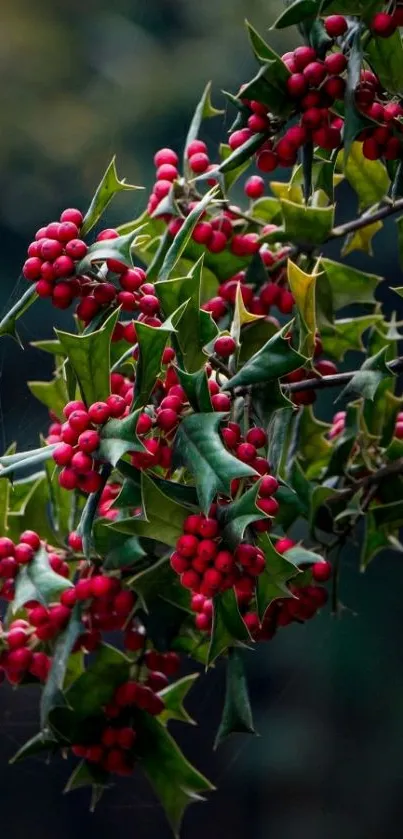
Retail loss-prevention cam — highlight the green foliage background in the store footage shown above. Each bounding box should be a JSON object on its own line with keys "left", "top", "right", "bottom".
{"left": 0, "top": 2, "right": 403, "bottom": 839}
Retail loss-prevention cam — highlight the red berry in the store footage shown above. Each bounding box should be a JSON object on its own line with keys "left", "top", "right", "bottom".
{"left": 214, "top": 335, "right": 237, "bottom": 358}
{"left": 324, "top": 52, "right": 347, "bottom": 74}
{"left": 7, "top": 628, "right": 28, "bottom": 649}
{"left": 68, "top": 531, "right": 83, "bottom": 551}
{"left": 77, "top": 430, "right": 100, "bottom": 454}
{"left": 40, "top": 239, "right": 63, "bottom": 260}
{"left": 199, "top": 518, "right": 219, "bottom": 539}
{"left": 202, "top": 568, "right": 222, "bottom": 592}
{"left": 106, "top": 394, "right": 126, "bottom": 418}
{"left": 246, "top": 427, "right": 267, "bottom": 449}
{"left": 257, "top": 497, "right": 279, "bottom": 517}
{"left": 154, "top": 148, "right": 178, "bottom": 167}
{"left": 371, "top": 13, "right": 396, "bottom": 37}
{"left": 325, "top": 15, "right": 348, "bottom": 37}
{"left": 60, "top": 208, "right": 83, "bottom": 226}
{"left": 7, "top": 647, "right": 32, "bottom": 672}
{"left": 78, "top": 470, "right": 102, "bottom": 494}
{"left": 181, "top": 570, "right": 201, "bottom": 590}
{"left": 312, "top": 560, "right": 332, "bottom": 582}
{"left": 192, "top": 222, "right": 213, "bottom": 245}
{"left": 88, "top": 401, "right": 110, "bottom": 425}
{"left": 214, "top": 550, "right": 234, "bottom": 574}
{"left": 19, "top": 530, "right": 40, "bottom": 551}
{"left": 208, "top": 231, "right": 228, "bottom": 253}
{"left": 14, "top": 543, "right": 34, "bottom": 564}
{"left": 65, "top": 239, "right": 88, "bottom": 260}
{"left": 323, "top": 76, "right": 346, "bottom": 100}
{"left": 362, "top": 137, "right": 381, "bottom": 160}
{"left": 259, "top": 474, "right": 279, "bottom": 497}
{"left": 59, "top": 468, "right": 79, "bottom": 490}
{"left": 236, "top": 442, "right": 256, "bottom": 463}
{"left": 71, "top": 450, "right": 93, "bottom": 472}
{"left": 195, "top": 612, "right": 211, "bottom": 631}
{"left": 23, "top": 257, "right": 43, "bottom": 280}
{"left": 315, "top": 359, "right": 338, "bottom": 376}
{"left": 228, "top": 128, "right": 252, "bottom": 150}
{"left": 211, "top": 393, "right": 231, "bottom": 412}
{"left": 304, "top": 61, "right": 327, "bottom": 86}
{"left": 257, "top": 149, "right": 278, "bottom": 172}
{"left": 177, "top": 534, "right": 199, "bottom": 558}
{"left": 68, "top": 410, "right": 90, "bottom": 432}
{"left": 287, "top": 73, "right": 308, "bottom": 98}
{"left": 136, "top": 412, "right": 153, "bottom": 435}
{"left": 139, "top": 294, "right": 160, "bottom": 316}
{"left": 187, "top": 139, "right": 208, "bottom": 158}
{"left": 156, "top": 163, "right": 178, "bottom": 181}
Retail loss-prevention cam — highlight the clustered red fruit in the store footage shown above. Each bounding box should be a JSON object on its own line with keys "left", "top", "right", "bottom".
{"left": 370, "top": 7, "right": 403, "bottom": 37}
{"left": 0, "top": 531, "right": 42, "bottom": 602}
{"left": 283, "top": 335, "right": 338, "bottom": 406}
{"left": 329, "top": 409, "right": 403, "bottom": 441}
{"left": 243, "top": 538, "right": 331, "bottom": 639}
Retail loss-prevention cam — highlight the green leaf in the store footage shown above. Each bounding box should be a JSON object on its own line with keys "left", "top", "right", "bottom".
{"left": 135, "top": 709, "right": 214, "bottom": 836}
{"left": 288, "top": 260, "right": 318, "bottom": 356}
{"left": 272, "top": 0, "right": 318, "bottom": 29}
{"left": 66, "top": 644, "right": 130, "bottom": 718}
{"left": 339, "top": 347, "right": 392, "bottom": 402}
{"left": 175, "top": 367, "right": 212, "bottom": 413}
{"left": 184, "top": 82, "right": 223, "bottom": 171}
{"left": 225, "top": 323, "right": 305, "bottom": 390}
{"left": 396, "top": 218, "right": 403, "bottom": 271}
{"left": 267, "top": 407, "right": 295, "bottom": 479}
{"left": 214, "top": 649, "right": 255, "bottom": 749}
{"left": 341, "top": 216, "right": 383, "bottom": 257}
{"left": 132, "top": 305, "right": 188, "bottom": 409}
{"left": 158, "top": 187, "right": 218, "bottom": 284}
{"left": 286, "top": 545, "right": 325, "bottom": 567}
{"left": 81, "top": 157, "right": 143, "bottom": 236}
{"left": 219, "top": 143, "right": 251, "bottom": 192}
{"left": 256, "top": 534, "right": 299, "bottom": 621}
{"left": 116, "top": 460, "right": 199, "bottom": 508}
{"left": 321, "top": 315, "right": 383, "bottom": 362}
{"left": 242, "top": 22, "right": 292, "bottom": 118}
{"left": 343, "top": 26, "right": 364, "bottom": 161}
{"left": 337, "top": 142, "right": 390, "bottom": 211}
{"left": 159, "top": 674, "right": 199, "bottom": 726}
{"left": 217, "top": 132, "right": 267, "bottom": 176}
{"left": 0, "top": 285, "right": 38, "bottom": 345}
{"left": 280, "top": 199, "right": 334, "bottom": 245}
{"left": 208, "top": 588, "right": 251, "bottom": 665}
{"left": 297, "top": 406, "right": 332, "bottom": 479}
{"left": 219, "top": 481, "right": 266, "bottom": 549}
{"left": 10, "top": 730, "right": 59, "bottom": 764}
{"left": 372, "top": 500, "right": 403, "bottom": 529}
{"left": 64, "top": 759, "right": 109, "bottom": 810}
{"left": 0, "top": 445, "right": 56, "bottom": 480}
{"left": 93, "top": 520, "right": 146, "bottom": 571}
{"left": 366, "top": 30, "right": 403, "bottom": 96}
{"left": 157, "top": 259, "right": 217, "bottom": 372}
{"left": 319, "top": 258, "right": 381, "bottom": 312}
{"left": 13, "top": 544, "right": 73, "bottom": 613}
{"left": 173, "top": 413, "right": 257, "bottom": 514}
{"left": 76, "top": 230, "right": 142, "bottom": 276}
{"left": 239, "top": 319, "right": 278, "bottom": 364}
{"left": 98, "top": 409, "right": 143, "bottom": 467}
{"left": 40, "top": 604, "right": 83, "bottom": 727}
{"left": 108, "top": 472, "right": 190, "bottom": 548}
{"left": 326, "top": 403, "right": 361, "bottom": 477}
{"left": 28, "top": 375, "right": 68, "bottom": 422}
{"left": 361, "top": 510, "right": 401, "bottom": 570}
{"left": 77, "top": 464, "right": 111, "bottom": 557}
{"left": 55, "top": 309, "right": 119, "bottom": 406}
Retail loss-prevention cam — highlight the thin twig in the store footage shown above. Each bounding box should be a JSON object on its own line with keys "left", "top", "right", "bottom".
{"left": 284, "top": 356, "right": 403, "bottom": 394}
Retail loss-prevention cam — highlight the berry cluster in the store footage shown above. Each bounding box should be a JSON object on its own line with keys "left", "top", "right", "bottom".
{"left": 22, "top": 208, "right": 87, "bottom": 308}
{"left": 370, "top": 7, "right": 403, "bottom": 37}
{"left": 0, "top": 531, "right": 42, "bottom": 602}
{"left": 284, "top": 338, "right": 338, "bottom": 406}
{"left": 243, "top": 538, "right": 331, "bottom": 639}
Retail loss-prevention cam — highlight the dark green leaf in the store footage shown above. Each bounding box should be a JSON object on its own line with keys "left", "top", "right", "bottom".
{"left": 0, "top": 285, "right": 38, "bottom": 345}
{"left": 267, "top": 407, "right": 296, "bottom": 479}
{"left": 208, "top": 587, "right": 251, "bottom": 665}
{"left": 366, "top": 30, "right": 403, "bottom": 96}
{"left": 339, "top": 347, "right": 392, "bottom": 402}
{"left": 256, "top": 534, "right": 300, "bottom": 621}
{"left": 158, "top": 188, "right": 218, "bottom": 283}
{"left": 281, "top": 199, "right": 334, "bottom": 245}
{"left": 55, "top": 309, "right": 119, "bottom": 406}
{"left": 116, "top": 459, "right": 199, "bottom": 508}
{"left": 81, "top": 157, "right": 142, "bottom": 236}
{"left": 321, "top": 315, "right": 383, "bottom": 362}
{"left": 92, "top": 518, "right": 146, "bottom": 569}
{"left": 173, "top": 413, "right": 257, "bottom": 513}
{"left": 108, "top": 472, "right": 190, "bottom": 548}
{"left": 66, "top": 644, "right": 130, "bottom": 718}
{"left": 361, "top": 510, "right": 401, "bottom": 570}
{"left": 98, "top": 409, "right": 143, "bottom": 467}
{"left": 184, "top": 82, "right": 223, "bottom": 172}
{"left": 13, "top": 544, "right": 73, "bottom": 613}
{"left": 219, "top": 481, "right": 266, "bottom": 549}
{"left": 135, "top": 709, "right": 214, "bottom": 836}
{"left": 40, "top": 604, "right": 83, "bottom": 727}
{"left": 319, "top": 258, "right": 381, "bottom": 311}
{"left": 77, "top": 464, "right": 111, "bottom": 556}
{"left": 344, "top": 26, "right": 364, "bottom": 161}
{"left": 225, "top": 324, "right": 305, "bottom": 390}
{"left": 214, "top": 649, "right": 255, "bottom": 748}
{"left": 218, "top": 132, "right": 267, "bottom": 175}
{"left": 372, "top": 500, "right": 403, "bottom": 529}
{"left": 10, "top": 730, "right": 59, "bottom": 764}
{"left": 76, "top": 230, "right": 142, "bottom": 276}
{"left": 272, "top": 0, "right": 318, "bottom": 29}
{"left": 338, "top": 142, "right": 390, "bottom": 211}
{"left": 295, "top": 406, "right": 331, "bottom": 479}
{"left": 175, "top": 367, "right": 212, "bottom": 413}
{"left": 0, "top": 445, "right": 56, "bottom": 479}
{"left": 159, "top": 674, "right": 199, "bottom": 726}
{"left": 28, "top": 375, "right": 68, "bottom": 422}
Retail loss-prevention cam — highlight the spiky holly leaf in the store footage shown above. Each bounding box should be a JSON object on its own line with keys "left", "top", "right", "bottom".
{"left": 287, "top": 259, "right": 319, "bottom": 357}
{"left": 135, "top": 709, "right": 214, "bottom": 837}
{"left": 272, "top": 0, "right": 318, "bottom": 29}
{"left": 157, "top": 258, "right": 217, "bottom": 372}
{"left": 337, "top": 143, "right": 390, "bottom": 211}
{"left": 40, "top": 604, "right": 84, "bottom": 726}
{"left": 219, "top": 143, "right": 251, "bottom": 191}
{"left": 361, "top": 511, "right": 403, "bottom": 570}
{"left": 239, "top": 319, "right": 278, "bottom": 364}
{"left": 55, "top": 309, "right": 119, "bottom": 406}
{"left": 280, "top": 199, "right": 334, "bottom": 245}
{"left": 231, "top": 283, "right": 264, "bottom": 347}
{"left": 98, "top": 409, "right": 144, "bottom": 467}
{"left": 13, "top": 544, "right": 73, "bottom": 614}
{"left": 339, "top": 347, "right": 392, "bottom": 402}
{"left": 214, "top": 648, "right": 255, "bottom": 749}
{"left": 158, "top": 187, "right": 218, "bottom": 283}
{"left": 64, "top": 760, "right": 109, "bottom": 811}
{"left": 297, "top": 406, "right": 332, "bottom": 479}
{"left": 0, "top": 444, "right": 56, "bottom": 480}
{"left": 326, "top": 403, "right": 361, "bottom": 478}
{"left": 159, "top": 674, "right": 199, "bottom": 726}
{"left": 218, "top": 480, "right": 267, "bottom": 549}
{"left": 175, "top": 367, "right": 212, "bottom": 413}
{"left": 341, "top": 217, "right": 383, "bottom": 257}
{"left": 319, "top": 258, "right": 381, "bottom": 313}
{"left": 366, "top": 30, "right": 403, "bottom": 96}
{"left": 173, "top": 413, "right": 257, "bottom": 514}
{"left": 8, "top": 472, "right": 67, "bottom": 547}
{"left": 256, "top": 534, "right": 300, "bottom": 621}
{"left": 116, "top": 460, "right": 199, "bottom": 508}
{"left": 0, "top": 285, "right": 38, "bottom": 346}
{"left": 208, "top": 588, "right": 251, "bottom": 665}
{"left": 76, "top": 229, "right": 147, "bottom": 276}
{"left": 225, "top": 323, "right": 305, "bottom": 390}
{"left": 81, "top": 157, "right": 142, "bottom": 236}
{"left": 343, "top": 26, "right": 364, "bottom": 162}
{"left": 76, "top": 464, "right": 111, "bottom": 557}
{"left": 241, "top": 22, "right": 292, "bottom": 118}
{"left": 321, "top": 315, "right": 383, "bottom": 362}
{"left": 371, "top": 501, "right": 403, "bottom": 530}
{"left": 10, "top": 730, "right": 59, "bottom": 764}
{"left": 133, "top": 301, "right": 189, "bottom": 409}
{"left": 28, "top": 374, "right": 68, "bottom": 422}
{"left": 66, "top": 644, "right": 131, "bottom": 719}
{"left": 93, "top": 519, "right": 146, "bottom": 571}
{"left": 267, "top": 407, "right": 295, "bottom": 479}
{"left": 184, "top": 82, "right": 223, "bottom": 174}
{"left": 107, "top": 472, "right": 190, "bottom": 548}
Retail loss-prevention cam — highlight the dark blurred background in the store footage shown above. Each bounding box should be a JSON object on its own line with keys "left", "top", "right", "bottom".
{"left": 1, "top": 2, "right": 403, "bottom": 838}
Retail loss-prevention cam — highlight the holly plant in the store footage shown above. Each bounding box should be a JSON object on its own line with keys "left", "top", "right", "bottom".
{"left": 1, "top": 1, "right": 403, "bottom": 834}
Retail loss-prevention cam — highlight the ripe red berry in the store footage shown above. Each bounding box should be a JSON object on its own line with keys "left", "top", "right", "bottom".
{"left": 68, "top": 410, "right": 90, "bottom": 432}
{"left": 77, "top": 430, "right": 100, "bottom": 454}
{"left": 23, "top": 257, "right": 43, "bottom": 280}
{"left": 19, "top": 530, "right": 40, "bottom": 550}
{"left": 246, "top": 427, "right": 267, "bottom": 449}
{"left": 192, "top": 222, "right": 213, "bottom": 245}
{"left": 304, "top": 61, "right": 327, "bottom": 86}
{"left": 187, "top": 139, "right": 208, "bottom": 158}
{"left": 208, "top": 231, "right": 228, "bottom": 253}
{"left": 78, "top": 470, "right": 102, "bottom": 494}
{"left": 236, "top": 442, "right": 257, "bottom": 463}
{"left": 106, "top": 394, "right": 126, "bottom": 418}
{"left": 68, "top": 531, "right": 83, "bottom": 551}
{"left": 88, "top": 401, "right": 110, "bottom": 425}
{"left": 157, "top": 408, "right": 178, "bottom": 431}
{"left": 199, "top": 517, "right": 219, "bottom": 539}
{"left": 214, "top": 550, "right": 234, "bottom": 574}
{"left": 59, "top": 467, "right": 79, "bottom": 490}
{"left": 287, "top": 73, "right": 308, "bottom": 98}
{"left": 40, "top": 239, "right": 63, "bottom": 261}
{"left": 14, "top": 543, "right": 34, "bottom": 564}
{"left": 312, "top": 560, "right": 332, "bottom": 582}
{"left": 181, "top": 570, "right": 201, "bottom": 590}
{"left": 228, "top": 128, "right": 252, "bottom": 150}
{"left": 136, "top": 412, "right": 153, "bottom": 435}
{"left": 60, "top": 208, "right": 83, "bottom": 226}
{"left": 170, "top": 552, "right": 190, "bottom": 574}
{"left": 259, "top": 474, "right": 279, "bottom": 497}
{"left": 202, "top": 568, "right": 222, "bottom": 592}
{"left": 325, "top": 16, "right": 348, "bottom": 37}
{"left": 324, "top": 52, "right": 347, "bottom": 74}
{"left": 139, "top": 294, "right": 160, "bottom": 316}
{"left": 71, "top": 450, "right": 93, "bottom": 473}
{"left": 156, "top": 163, "right": 178, "bottom": 181}
{"left": 211, "top": 393, "right": 231, "bottom": 412}
{"left": 214, "top": 335, "right": 237, "bottom": 358}
{"left": 65, "top": 239, "right": 88, "bottom": 260}
{"left": 177, "top": 534, "right": 199, "bottom": 558}
{"left": 257, "top": 149, "right": 278, "bottom": 172}
{"left": 154, "top": 148, "right": 179, "bottom": 167}
{"left": 371, "top": 12, "right": 396, "bottom": 37}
